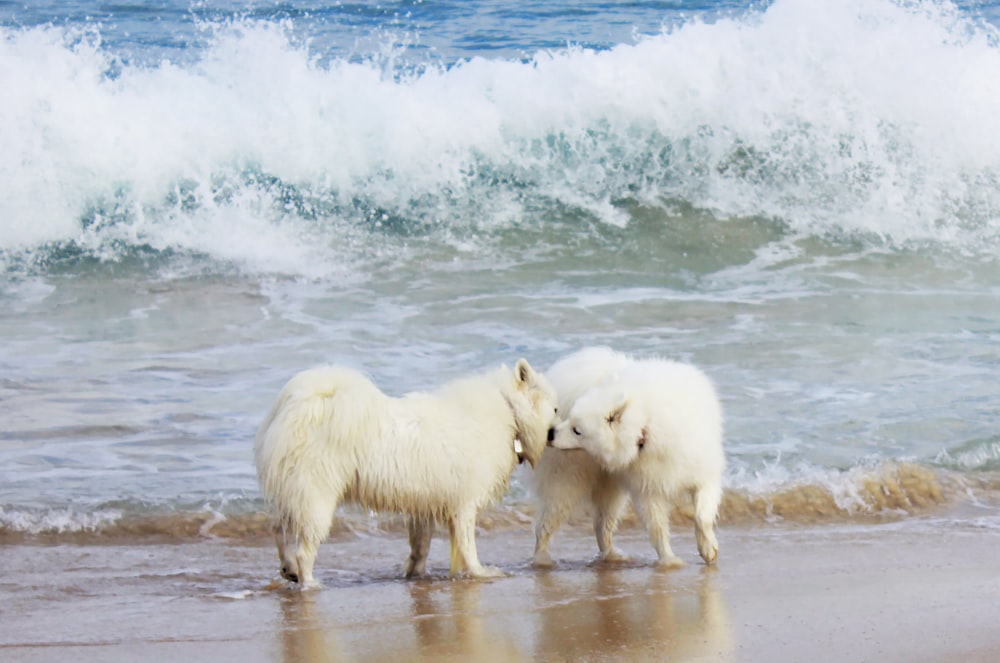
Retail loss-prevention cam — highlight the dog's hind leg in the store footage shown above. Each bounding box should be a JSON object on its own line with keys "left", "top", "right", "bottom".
{"left": 448, "top": 507, "right": 504, "bottom": 579}
{"left": 276, "top": 518, "right": 324, "bottom": 588}
{"left": 275, "top": 520, "right": 299, "bottom": 582}
{"left": 448, "top": 519, "right": 464, "bottom": 577}
{"left": 293, "top": 537, "right": 322, "bottom": 589}
{"left": 405, "top": 515, "right": 433, "bottom": 578}
{"left": 592, "top": 481, "right": 629, "bottom": 562}
{"left": 281, "top": 491, "right": 339, "bottom": 589}
{"left": 692, "top": 480, "right": 722, "bottom": 565}
{"left": 632, "top": 493, "right": 684, "bottom": 569}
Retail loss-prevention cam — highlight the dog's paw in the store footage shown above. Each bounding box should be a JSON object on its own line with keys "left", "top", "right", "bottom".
{"left": 600, "top": 547, "right": 630, "bottom": 563}
{"left": 697, "top": 533, "right": 719, "bottom": 565}
{"left": 532, "top": 552, "right": 556, "bottom": 568}
{"left": 654, "top": 555, "right": 685, "bottom": 570}
{"left": 468, "top": 565, "right": 506, "bottom": 579}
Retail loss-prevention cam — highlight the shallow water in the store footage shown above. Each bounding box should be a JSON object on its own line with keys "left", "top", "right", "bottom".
{"left": 2, "top": 517, "right": 999, "bottom": 662}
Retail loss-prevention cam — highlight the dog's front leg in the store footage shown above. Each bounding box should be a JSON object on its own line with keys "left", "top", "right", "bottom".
{"left": 533, "top": 499, "right": 572, "bottom": 567}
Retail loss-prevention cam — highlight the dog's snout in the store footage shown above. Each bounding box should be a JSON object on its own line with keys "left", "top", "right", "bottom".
{"left": 547, "top": 427, "right": 555, "bottom": 444}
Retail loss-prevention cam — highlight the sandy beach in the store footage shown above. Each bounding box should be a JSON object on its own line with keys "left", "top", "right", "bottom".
{"left": 2, "top": 506, "right": 998, "bottom": 663}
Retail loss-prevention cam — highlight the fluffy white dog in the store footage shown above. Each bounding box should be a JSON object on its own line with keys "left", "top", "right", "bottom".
{"left": 532, "top": 347, "right": 725, "bottom": 567}
{"left": 255, "top": 359, "right": 558, "bottom": 588}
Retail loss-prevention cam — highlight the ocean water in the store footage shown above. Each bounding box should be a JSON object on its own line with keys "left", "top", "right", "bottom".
{"left": 1, "top": 0, "right": 999, "bottom": 543}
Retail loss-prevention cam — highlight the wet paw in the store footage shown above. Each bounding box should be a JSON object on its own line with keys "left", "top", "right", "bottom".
{"left": 697, "top": 532, "right": 719, "bottom": 565}
{"left": 600, "top": 547, "right": 630, "bottom": 563}
{"left": 655, "top": 555, "right": 685, "bottom": 570}
{"left": 532, "top": 552, "right": 556, "bottom": 568}
{"left": 468, "top": 565, "right": 506, "bottom": 579}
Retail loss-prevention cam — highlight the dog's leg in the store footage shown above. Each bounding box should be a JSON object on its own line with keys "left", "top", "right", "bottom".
{"left": 294, "top": 537, "right": 322, "bottom": 588}
{"left": 405, "top": 515, "right": 433, "bottom": 578}
{"left": 275, "top": 516, "right": 322, "bottom": 588}
{"left": 593, "top": 481, "right": 629, "bottom": 562}
{"left": 448, "top": 518, "right": 464, "bottom": 576}
{"left": 275, "top": 521, "right": 297, "bottom": 582}
{"left": 632, "top": 493, "right": 684, "bottom": 569}
{"left": 533, "top": 489, "right": 581, "bottom": 567}
{"left": 284, "top": 493, "right": 338, "bottom": 589}
{"left": 692, "top": 481, "right": 722, "bottom": 565}
{"left": 532, "top": 454, "right": 596, "bottom": 567}
{"left": 532, "top": 505, "right": 561, "bottom": 567}
{"left": 449, "top": 508, "right": 504, "bottom": 579}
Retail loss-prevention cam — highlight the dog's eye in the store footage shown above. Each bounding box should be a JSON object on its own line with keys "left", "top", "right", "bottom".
{"left": 572, "top": 427, "right": 581, "bottom": 436}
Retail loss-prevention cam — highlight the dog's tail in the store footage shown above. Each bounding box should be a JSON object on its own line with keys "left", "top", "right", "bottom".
{"left": 253, "top": 366, "right": 384, "bottom": 539}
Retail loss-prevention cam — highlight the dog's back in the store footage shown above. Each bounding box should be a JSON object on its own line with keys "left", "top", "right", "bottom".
{"left": 616, "top": 359, "right": 724, "bottom": 466}
{"left": 257, "top": 359, "right": 556, "bottom": 585}
{"left": 546, "top": 346, "right": 631, "bottom": 412}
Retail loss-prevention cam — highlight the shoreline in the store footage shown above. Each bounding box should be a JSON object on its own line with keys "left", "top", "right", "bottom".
{"left": 2, "top": 511, "right": 999, "bottom": 662}
{"left": 5, "top": 461, "right": 995, "bottom": 547}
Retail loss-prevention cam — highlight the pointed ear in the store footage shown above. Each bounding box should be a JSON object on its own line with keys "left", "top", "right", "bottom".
{"left": 515, "top": 358, "right": 535, "bottom": 386}
{"left": 606, "top": 397, "right": 629, "bottom": 426}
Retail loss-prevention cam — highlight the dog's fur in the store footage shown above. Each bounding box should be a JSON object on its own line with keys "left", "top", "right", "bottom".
{"left": 254, "top": 359, "right": 558, "bottom": 587}
{"left": 532, "top": 347, "right": 725, "bottom": 567}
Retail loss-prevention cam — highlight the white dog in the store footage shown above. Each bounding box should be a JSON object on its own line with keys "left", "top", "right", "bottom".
{"left": 532, "top": 347, "right": 724, "bottom": 567}
{"left": 255, "top": 359, "right": 558, "bottom": 587}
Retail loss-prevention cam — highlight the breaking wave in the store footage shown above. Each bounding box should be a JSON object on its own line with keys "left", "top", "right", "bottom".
{"left": 3, "top": 0, "right": 1000, "bottom": 278}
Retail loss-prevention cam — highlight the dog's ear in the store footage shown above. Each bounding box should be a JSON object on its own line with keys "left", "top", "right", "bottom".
{"left": 515, "top": 358, "right": 535, "bottom": 386}
{"left": 606, "top": 397, "right": 629, "bottom": 426}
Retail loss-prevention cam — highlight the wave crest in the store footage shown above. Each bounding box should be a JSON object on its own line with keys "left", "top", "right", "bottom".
{"left": 4, "top": 0, "right": 1000, "bottom": 276}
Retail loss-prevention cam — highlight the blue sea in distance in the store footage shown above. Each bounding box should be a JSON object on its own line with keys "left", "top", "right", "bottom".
{"left": 1, "top": 0, "right": 999, "bottom": 540}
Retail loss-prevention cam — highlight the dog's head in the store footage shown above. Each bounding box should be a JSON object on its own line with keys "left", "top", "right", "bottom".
{"left": 506, "top": 358, "right": 559, "bottom": 467}
{"left": 549, "top": 385, "right": 646, "bottom": 471}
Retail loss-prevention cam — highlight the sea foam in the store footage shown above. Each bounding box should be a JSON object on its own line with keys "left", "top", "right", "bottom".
{"left": 2, "top": 0, "right": 999, "bottom": 277}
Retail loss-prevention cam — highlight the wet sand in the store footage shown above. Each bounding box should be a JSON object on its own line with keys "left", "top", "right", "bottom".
{"left": 2, "top": 514, "right": 999, "bottom": 663}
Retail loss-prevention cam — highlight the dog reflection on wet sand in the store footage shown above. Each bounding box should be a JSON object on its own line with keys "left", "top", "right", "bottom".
{"left": 408, "top": 581, "right": 526, "bottom": 662}
{"left": 279, "top": 592, "right": 343, "bottom": 663}
{"left": 272, "top": 561, "right": 732, "bottom": 662}
{"left": 534, "top": 567, "right": 733, "bottom": 661}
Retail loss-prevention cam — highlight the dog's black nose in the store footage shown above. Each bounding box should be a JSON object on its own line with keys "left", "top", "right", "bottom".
{"left": 547, "top": 427, "right": 555, "bottom": 442}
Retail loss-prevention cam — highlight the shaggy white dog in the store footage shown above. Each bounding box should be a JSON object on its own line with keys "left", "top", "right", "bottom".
{"left": 255, "top": 359, "right": 558, "bottom": 588}
{"left": 532, "top": 347, "right": 725, "bottom": 567}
